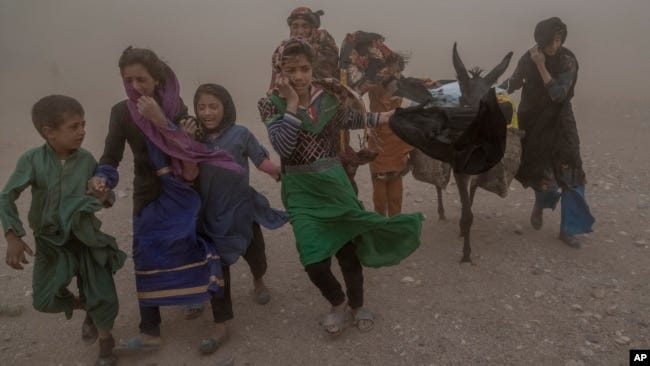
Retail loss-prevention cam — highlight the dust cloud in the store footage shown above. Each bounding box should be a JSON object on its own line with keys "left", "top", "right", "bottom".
{"left": 1, "top": 0, "right": 649, "bottom": 158}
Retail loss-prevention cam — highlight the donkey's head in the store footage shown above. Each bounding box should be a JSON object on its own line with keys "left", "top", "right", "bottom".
{"left": 453, "top": 42, "right": 513, "bottom": 107}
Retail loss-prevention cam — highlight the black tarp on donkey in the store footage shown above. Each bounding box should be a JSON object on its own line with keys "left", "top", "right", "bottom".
{"left": 389, "top": 88, "right": 506, "bottom": 175}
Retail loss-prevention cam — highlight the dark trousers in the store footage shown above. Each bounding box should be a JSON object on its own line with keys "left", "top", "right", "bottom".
{"left": 210, "top": 222, "right": 268, "bottom": 323}
{"left": 139, "top": 305, "right": 162, "bottom": 336}
{"left": 140, "top": 223, "right": 269, "bottom": 332}
{"left": 243, "top": 222, "right": 268, "bottom": 280}
{"left": 304, "top": 242, "right": 364, "bottom": 309}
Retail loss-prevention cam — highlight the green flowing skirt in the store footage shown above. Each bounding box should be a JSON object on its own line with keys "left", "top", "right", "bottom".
{"left": 281, "top": 159, "right": 423, "bottom": 267}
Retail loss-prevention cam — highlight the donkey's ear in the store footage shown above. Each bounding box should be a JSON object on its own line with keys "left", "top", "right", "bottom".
{"left": 452, "top": 42, "right": 469, "bottom": 83}
{"left": 484, "top": 51, "right": 513, "bottom": 86}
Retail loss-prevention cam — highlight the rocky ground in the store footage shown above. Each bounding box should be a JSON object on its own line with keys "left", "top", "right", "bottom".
{"left": 0, "top": 96, "right": 648, "bottom": 366}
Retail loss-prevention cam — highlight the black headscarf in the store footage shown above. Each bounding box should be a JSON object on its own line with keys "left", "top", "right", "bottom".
{"left": 534, "top": 17, "right": 568, "bottom": 47}
{"left": 193, "top": 83, "right": 237, "bottom": 134}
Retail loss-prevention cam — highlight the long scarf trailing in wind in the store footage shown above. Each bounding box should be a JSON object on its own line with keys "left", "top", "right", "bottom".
{"left": 123, "top": 67, "right": 243, "bottom": 177}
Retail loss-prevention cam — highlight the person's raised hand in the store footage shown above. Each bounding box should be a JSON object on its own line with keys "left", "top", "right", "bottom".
{"left": 529, "top": 45, "right": 545, "bottom": 65}
{"left": 275, "top": 73, "right": 299, "bottom": 104}
{"left": 137, "top": 96, "right": 167, "bottom": 127}
{"left": 179, "top": 117, "right": 199, "bottom": 138}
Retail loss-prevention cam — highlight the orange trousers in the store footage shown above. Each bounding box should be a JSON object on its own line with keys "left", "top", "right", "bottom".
{"left": 371, "top": 174, "right": 404, "bottom": 217}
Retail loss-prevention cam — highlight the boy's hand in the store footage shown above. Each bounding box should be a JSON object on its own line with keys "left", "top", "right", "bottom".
{"left": 5, "top": 232, "right": 33, "bottom": 270}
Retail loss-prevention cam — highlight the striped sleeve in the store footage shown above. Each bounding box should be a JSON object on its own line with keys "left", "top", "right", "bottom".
{"left": 336, "top": 106, "right": 380, "bottom": 130}
{"left": 267, "top": 113, "right": 301, "bottom": 159}
{"left": 258, "top": 98, "right": 301, "bottom": 159}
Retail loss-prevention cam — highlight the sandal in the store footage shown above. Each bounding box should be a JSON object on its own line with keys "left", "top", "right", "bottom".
{"left": 82, "top": 313, "right": 98, "bottom": 344}
{"left": 352, "top": 307, "right": 375, "bottom": 333}
{"left": 113, "top": 334, "right": 161, "bottom": 354}
{"left": 320, "top": 308, "right": 348, "bottom": 336}
{"left": 199, "top": 332, "right": 229, "bottom": 355}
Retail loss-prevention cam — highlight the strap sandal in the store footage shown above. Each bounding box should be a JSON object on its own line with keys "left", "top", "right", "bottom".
{"left": 321, "top": 308, "right": 348, "bottom": 337}
{"left": 353, "top": 307, "right": 375, "bottom": 333}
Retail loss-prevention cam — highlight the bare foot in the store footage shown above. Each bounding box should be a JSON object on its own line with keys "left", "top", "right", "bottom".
{"left": 253, "top": 278, "right": 271, "bottom": 305}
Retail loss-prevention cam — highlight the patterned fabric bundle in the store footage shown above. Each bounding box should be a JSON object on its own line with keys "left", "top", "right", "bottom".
{"left": 339, "top": 31, "right": 395, "bottom": 93}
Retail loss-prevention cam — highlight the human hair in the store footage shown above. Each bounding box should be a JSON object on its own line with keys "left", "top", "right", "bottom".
{"left": 193, "top": 83, "right": 237, "bottom": 134}
{"left": 280, "top": 39, "right": 315, "bottom": 66}
{"left": 352, "top": 31, "right": 384, "bottom": 56}
{"left": 385, "top": 52, "right": 409, "bottom": 72}
{"left": 31, "top": 95, "right": 84, "bottom": 138}
{"left": 118, "top": 46, "right": 168, "bottom": 85}
{"left": 534, "top": 17, "right": 568, "bottom": 47}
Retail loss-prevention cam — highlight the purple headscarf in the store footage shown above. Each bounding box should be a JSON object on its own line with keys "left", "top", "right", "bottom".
{"left": 124, "top": 67, "right": 243, "bottom": 177}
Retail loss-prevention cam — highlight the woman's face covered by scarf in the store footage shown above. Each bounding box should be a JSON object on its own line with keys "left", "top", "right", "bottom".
{"left": 122, "top": 63, "right": 158, "bottom": 98}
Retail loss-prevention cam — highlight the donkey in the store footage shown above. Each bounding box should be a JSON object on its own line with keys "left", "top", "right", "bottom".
{"left": 395, "top": 43, "right": 516, "bottom": 263}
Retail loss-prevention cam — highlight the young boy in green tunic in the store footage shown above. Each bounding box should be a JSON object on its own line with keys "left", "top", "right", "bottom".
{"left": 0, "top": 95, "right": 126, "bottom": 366}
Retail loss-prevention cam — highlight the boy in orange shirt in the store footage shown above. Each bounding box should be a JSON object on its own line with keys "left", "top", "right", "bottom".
{"left": 367, "top": 54, "right": 414, "bottom": 217}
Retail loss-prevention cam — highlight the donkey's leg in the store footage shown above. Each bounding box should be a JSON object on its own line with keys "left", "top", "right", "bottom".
{"left": 469, "top": 182, "right": 478, "bottom": 207}
{"left": 436, "top": 186, "right": 446, "bottom": 221}
{"left": 454, "top": 173, "right": 474, "bottom": 263}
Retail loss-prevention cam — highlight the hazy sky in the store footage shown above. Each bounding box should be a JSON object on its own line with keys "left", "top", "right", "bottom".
{"left": 1, "top": 0, "right": 649, "bottom": 151}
